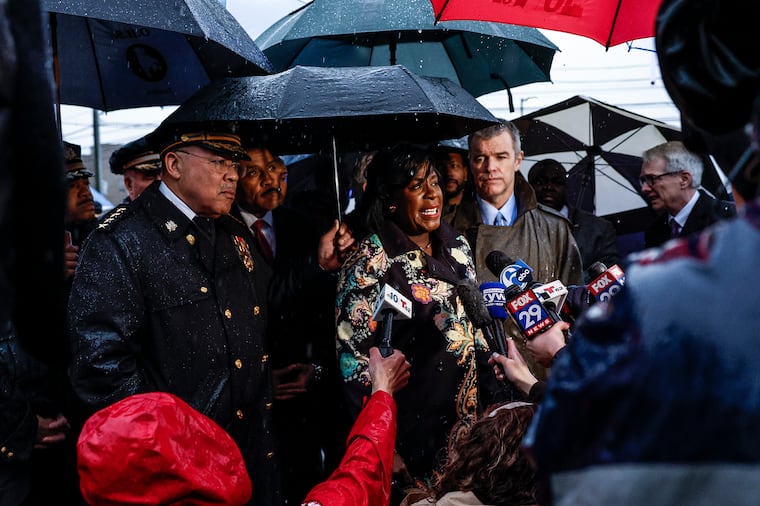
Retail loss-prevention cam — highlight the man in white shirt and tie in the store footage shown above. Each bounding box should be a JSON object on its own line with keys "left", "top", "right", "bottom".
{"left": 233, "top": 144, "right": 355, "bottom": 505}
{"left": 448, "top": 120, "right": 583, "bottom": 289}
{"left": 640, "top": 141, "right": 735, "bottom": 248}
{"left": 447, "top": 120, "right": 583, "bottom": 381}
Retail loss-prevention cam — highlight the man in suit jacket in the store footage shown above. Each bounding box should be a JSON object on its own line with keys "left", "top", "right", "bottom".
{"left": 528, "top": 158, "right": 621, "bottom": 279}
{"left": 640, "top": 141, "right": 735, "bottom": 248}
{"left": 234, "top": 145, "right": 354, "bottom": 505}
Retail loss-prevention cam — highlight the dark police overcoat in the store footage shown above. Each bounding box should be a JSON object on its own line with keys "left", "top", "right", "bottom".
{"left": 68, "top": 182, "right": 281, "bottom": 505}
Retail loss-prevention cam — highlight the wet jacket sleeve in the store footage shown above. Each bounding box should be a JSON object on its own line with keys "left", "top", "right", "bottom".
{"left": 301, "top": 391, "right": 396, "bottom": 506}
{"left": 68, "top": 232, "right": 156, "bottom": 410}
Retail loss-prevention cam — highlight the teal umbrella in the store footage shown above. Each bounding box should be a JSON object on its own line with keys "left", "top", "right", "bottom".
{"left": 255, "top": 0, "right": 558, "bottom": 111}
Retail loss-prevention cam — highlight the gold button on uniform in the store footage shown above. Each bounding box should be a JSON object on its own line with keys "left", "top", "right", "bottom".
{"left": 234, "top": 359, "right": 243, "bottom": 369}
{"left": 253, "top": 305, "right": 261, "bottom": 316}
{"left": 6, "top": 451, "right": 12, "bottom": 458}
{"left": 236, "top": 409, "right": 244, "bottom": 419}
{"left": 266, "top": 451, "right": 274, "bottom": 459}
{"left": 261, "top": 354, "right": 269, "bottom": 363}
{"left": 265, "top": 402, "right": 273, "bottom": 410}
{"left": 200, "top": 286, "right": 208, "bottom": 293}
{"left": 186, "top": 234, "right": 196, "bottom": 245}
{"left": 224, "top": 309, "right": 232, "bottom": 319}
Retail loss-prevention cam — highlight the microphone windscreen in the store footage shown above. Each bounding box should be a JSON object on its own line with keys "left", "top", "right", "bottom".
{"left": 485, "top": 250, "right": 513, "bottom": 278}
{"left": 456, "top": 281, "right": 493, "bottom": 329}
{"left": 586, "top": 261, "right": 608, "bottom": 280}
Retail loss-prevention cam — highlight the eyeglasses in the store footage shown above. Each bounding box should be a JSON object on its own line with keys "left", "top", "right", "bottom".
{"left": 175, "top": 150, "right": 240, "bottom": 172}
{"left": 639, "top": 171, "right": 680, "bottom": 186}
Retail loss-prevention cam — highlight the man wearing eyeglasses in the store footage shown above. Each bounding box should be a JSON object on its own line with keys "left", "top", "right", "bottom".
{"left": 640, "top": 141, "right": 735, "bottom": 248}
{"left": 68, "top": 130, "right": 282, "bottom": 505}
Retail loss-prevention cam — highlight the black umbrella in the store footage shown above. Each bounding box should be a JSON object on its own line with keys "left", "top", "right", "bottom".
{"left": 156, "top": 65, "right": 499, "bottom": 155}
{"left": 255, "top": 0, "right": 558, "bottom": 111}
{"left": 42, "top": 0, "right": 273, "bottom": 112}
{"left": 155, "top": 64, "right": 499, "bottom": 218}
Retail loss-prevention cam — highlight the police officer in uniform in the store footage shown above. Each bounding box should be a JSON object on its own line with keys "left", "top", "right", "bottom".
{"left": 68, "top": 130, "right": 281, "bottom": 505}
{"left": 108, "top": 135, "right": 162, "bottom": 203}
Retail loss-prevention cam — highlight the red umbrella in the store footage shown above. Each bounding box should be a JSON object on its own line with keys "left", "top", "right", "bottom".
{"left": 430, "top": 0, "right": 662, "bottom": 49}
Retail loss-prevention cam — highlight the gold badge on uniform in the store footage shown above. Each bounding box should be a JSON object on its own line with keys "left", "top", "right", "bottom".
{"left": 232, "top": 235, "right": 254, "bottom": 272}
{"left": 165, "top": 220, "right": 178, "bottom": 232}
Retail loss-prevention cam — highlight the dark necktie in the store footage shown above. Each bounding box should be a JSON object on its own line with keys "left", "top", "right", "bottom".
{"left": 669, "top": 217, "right": 680, "bottom": 238}
{"left": 252, "top": 220, "right": 274, "bottom": 265}
{"left": 193, "top": 216, "right": 215, "bottom": 243}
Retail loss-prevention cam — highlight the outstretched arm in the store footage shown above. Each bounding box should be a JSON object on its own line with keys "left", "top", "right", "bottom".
{"left": 301, "top": 347, "right": 410, "bottom": 506}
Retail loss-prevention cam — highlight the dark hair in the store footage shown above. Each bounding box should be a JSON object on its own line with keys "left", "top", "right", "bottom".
{"left": 430, "top": 402, "right": 538, "bottom": 505}
{"left": 358, "top": 144, "right": 437, "bottom": 235}
{"left": 527, "top": 158, "right": 566, "bottom": 185}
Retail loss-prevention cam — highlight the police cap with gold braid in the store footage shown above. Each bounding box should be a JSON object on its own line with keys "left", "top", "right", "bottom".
{"left": 109, "top": 136, "right": 162, "bottom": 176}
{"left": 64, "top": 141, "right": 93, "bottom": 182}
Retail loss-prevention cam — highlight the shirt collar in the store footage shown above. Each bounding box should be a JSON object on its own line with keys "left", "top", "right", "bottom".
{"left": 671, "top": 190, "right": 700, "bottom": 227}
{"left": 237, "top": 207, "right": 274, "bottom": 230}
{"left": 159, "top": 181, "right": 196, "bottom": 221}
{"left": 477, "top": 194, "right": 517, "bottom": 226}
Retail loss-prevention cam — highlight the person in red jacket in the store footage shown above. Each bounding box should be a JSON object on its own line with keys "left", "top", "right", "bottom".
{"left": 302, "top": 347, "right": 411, "bottom": 506}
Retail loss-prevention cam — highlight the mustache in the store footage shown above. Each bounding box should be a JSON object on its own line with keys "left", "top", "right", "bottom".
{"left": 262, "top": 187, "right": 282, "bottom": 195}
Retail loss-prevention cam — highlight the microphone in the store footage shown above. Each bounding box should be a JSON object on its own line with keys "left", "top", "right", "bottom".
{"left": 485, "top": 251, "right": 533, "bottom": 291}
{"left": 503, "top": 282, "right": 559, "bottom": 340}
{"left": 372, "top": 284, "right": 412, "bottom": 357}
{"left": 586, "top": 262, "right": 626, "bottom": 303}
{"left": 456, "top": 281, "right": 506, "bottom": 356}
{"left": 485, "top": 250, "right": 512, "bottom": 278}
{"left": 457, "top": 280, "right": 518, "bottom": 402}
{"left": 478, "top": 282, "right": 510, "bottom": 356}
{"left": 532, "top": 280, "right": 569, "bottom": 315}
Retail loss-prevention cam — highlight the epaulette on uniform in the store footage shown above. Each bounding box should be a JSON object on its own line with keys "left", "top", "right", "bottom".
{"left": 227, "top": 213, "right": 246, "bottom": 227}
{"left": 97, "top": 203, "right": 130, "bottom": 231}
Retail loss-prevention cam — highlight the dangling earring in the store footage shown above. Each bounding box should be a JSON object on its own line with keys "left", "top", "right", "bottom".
{"left": 389, "top": 205, "right": 397, "bottom": 213}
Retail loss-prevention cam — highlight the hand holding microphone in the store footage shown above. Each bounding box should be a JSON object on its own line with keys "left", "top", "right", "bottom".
{"left": 372, "top": 284, "right": 412, "bottom": 357}
{"left": 526, "top": 320, "right": 570, "bottom": 367}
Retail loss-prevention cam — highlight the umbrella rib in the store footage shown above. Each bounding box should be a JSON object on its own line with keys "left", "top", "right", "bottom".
{"left": 605, "top": 0, "right": 625, "bottom": 50}
{"left": 433, "top": 0, "right": 451, "bottom": 23}
{"left": 84, "top": 19, "right": 109, "bottom": 111}
{"left": 595, "top": 163, "right": 642, "bottom": 197}
{"left": 604, "top": 125, "right": 646, "bottom": 153}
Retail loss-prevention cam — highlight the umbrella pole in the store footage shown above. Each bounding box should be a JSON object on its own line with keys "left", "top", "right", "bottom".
{"left": 50, "top": 13, "right": 63, "bottom": 139}
{"left": 332, "top": 136, "right": 342, "bottom": 224}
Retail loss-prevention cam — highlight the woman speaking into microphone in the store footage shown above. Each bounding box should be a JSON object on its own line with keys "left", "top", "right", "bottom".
{"left": 335, "top": 144, "right": 498, "bottom": 501}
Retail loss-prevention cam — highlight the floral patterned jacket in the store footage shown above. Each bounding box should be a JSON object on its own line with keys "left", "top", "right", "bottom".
{"left": 336, "top": 220, "right": 493, "bottom": 481}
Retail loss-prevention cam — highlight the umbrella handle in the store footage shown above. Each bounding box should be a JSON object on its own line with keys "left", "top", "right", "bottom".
{"left": 332, "top": 136, "right": 342, "bottom": 225}
{"left": 50, "top": 12, "right": 62, "bottom": 139}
